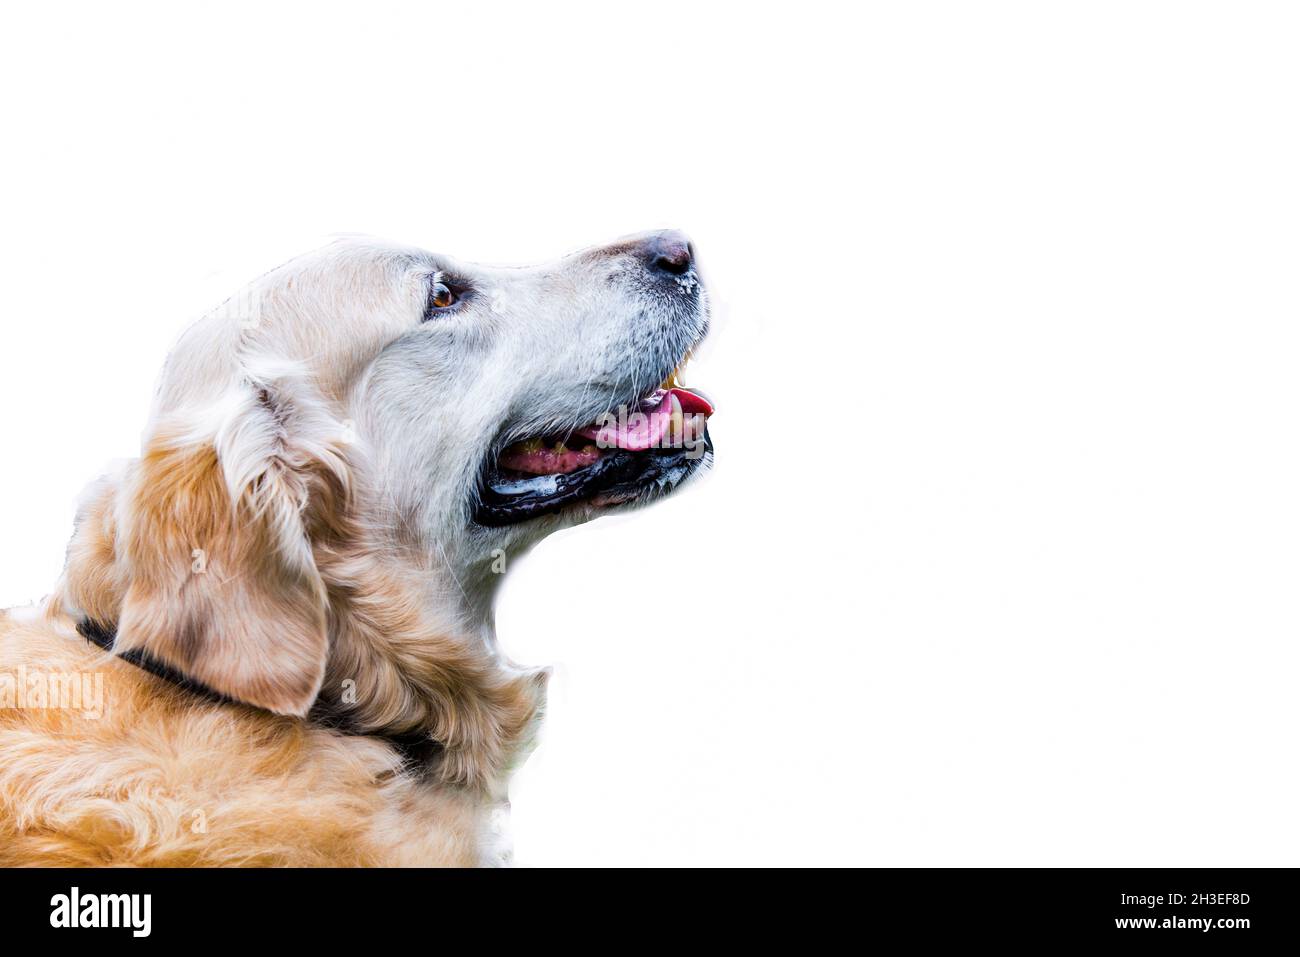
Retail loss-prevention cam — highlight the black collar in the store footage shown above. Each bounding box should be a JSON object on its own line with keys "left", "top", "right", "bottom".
{"left": 76, "top": 618, "right": 442, "bottom": 771}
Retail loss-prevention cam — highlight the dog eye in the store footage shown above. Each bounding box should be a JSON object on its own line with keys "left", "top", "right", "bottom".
{"left": 429, "top": 282, "right": 457, "bottom": 310}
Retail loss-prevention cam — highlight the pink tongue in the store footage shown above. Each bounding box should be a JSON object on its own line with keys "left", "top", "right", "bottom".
{"left": 671, "top": 388, "right": 715, "bottom": 416}
{"left": 579, "top": 387, "right": 714, "bottom": 451}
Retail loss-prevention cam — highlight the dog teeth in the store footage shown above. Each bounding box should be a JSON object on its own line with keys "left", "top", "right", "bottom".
{"left": 667, "top": 393, "right": 684, "bottom": 443}
{"left": 660, "top": 357, "right": 689, "bottom": 391}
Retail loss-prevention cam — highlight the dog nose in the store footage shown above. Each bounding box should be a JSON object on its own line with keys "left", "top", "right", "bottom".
{"left": 643, "top": 230, "right": 694, "bottom": 276}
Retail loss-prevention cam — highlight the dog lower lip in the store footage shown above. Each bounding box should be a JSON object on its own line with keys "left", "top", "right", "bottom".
{"left": 474, "top": 429, "right": 713, "bottom": 527}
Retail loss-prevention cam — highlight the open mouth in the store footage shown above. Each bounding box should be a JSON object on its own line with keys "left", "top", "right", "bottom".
{"left": 474, "top": 367, "right": 715, "bottom": 527}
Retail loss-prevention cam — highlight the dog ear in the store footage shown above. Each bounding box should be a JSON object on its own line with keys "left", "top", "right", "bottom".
{"left": 88, "top": 381, "right": 350, "bottom": 717}
{"left": 58, "top": 471, "right": 130, "bottom": 630}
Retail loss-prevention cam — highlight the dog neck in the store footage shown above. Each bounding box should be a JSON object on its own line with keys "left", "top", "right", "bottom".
{"left": 75, "top": 616, "right": 445, "bottom": 769}
{"left": 288, "top": 541, "right": 545, "bottom": 791}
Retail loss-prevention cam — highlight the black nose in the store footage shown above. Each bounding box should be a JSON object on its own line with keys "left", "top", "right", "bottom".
{"left": 643, "top": 230, "right": 694, "bottom": 276}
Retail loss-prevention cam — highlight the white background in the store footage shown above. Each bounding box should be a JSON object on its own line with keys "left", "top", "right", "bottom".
{"left": 2, "top": 2, "right": 1298, "bottom": 866}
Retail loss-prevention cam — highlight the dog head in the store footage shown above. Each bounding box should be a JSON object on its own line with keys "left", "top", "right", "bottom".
{"left": 55, "top": 232, "right": 714, "bottom": 788}
{"left": 354, "top": 230, "right": 714, "bottom": 579}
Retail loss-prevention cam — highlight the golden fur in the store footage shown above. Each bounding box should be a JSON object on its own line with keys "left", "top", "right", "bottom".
{"left": 0, "top": 425, "right": 536, "bottom": 864}
{"left": 56, "top": 424, "right": 544, "bottom": 793}
{"left": 0, "top": 609, "right": 490, "bottom": 866}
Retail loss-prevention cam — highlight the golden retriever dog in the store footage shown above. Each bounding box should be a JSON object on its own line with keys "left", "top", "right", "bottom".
{"left": 0, "top": 232, "right": 713, "bottom": 865}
